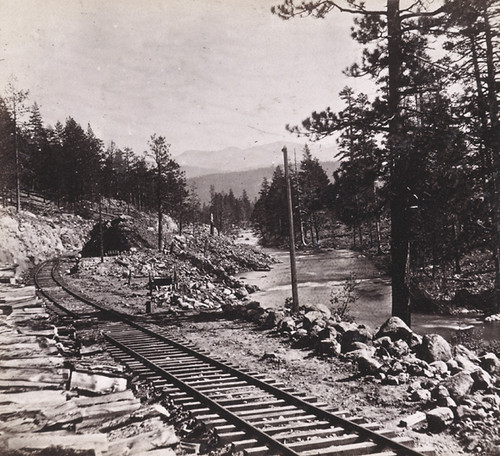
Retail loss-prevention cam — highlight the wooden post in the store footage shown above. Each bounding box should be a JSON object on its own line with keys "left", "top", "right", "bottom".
{"left": 282, "top": 146, "right": 299, "bottom": 313}
{"left": 99, "top": 196, "right": 104, "bottom": 263}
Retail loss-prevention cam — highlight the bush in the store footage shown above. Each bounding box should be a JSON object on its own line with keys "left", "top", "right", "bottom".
{"left": 330, "top": 272, "right": 359, "bottom": 322}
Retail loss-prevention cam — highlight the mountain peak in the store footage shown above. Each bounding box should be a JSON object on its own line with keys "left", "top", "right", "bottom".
{"left": 177, "top": 141, "right": 336, "bottom": 178}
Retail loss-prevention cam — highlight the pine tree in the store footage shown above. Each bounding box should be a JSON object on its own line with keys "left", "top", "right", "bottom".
{"left": 298, "top": 145, "right": 330, "bottom": 245}
{"left": 272, "top": 0, "right": 449, "bottom": 324}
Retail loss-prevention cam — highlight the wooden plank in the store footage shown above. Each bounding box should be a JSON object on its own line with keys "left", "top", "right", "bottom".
{"left": 301, "top": 441, "right": 378, "bottom": 456}
{"left": 0, "top": 368, "right": 69, "bottom": 382}
{"left": 132, "top": 449, "right": 176, "bottom": 456}
{"left": 243, "top": 446, "right": 269, "bottom": 456}
{"left": 72, "top": 390, "right": 136, "bottom": 407}
{"left": 102, "top": 424, "right": 178, "bottom": 456}
{"left": 79, "top": 399, "right": 141, "bottom": 419}
{"left": 272, "top": 426, "right": 344, "bottom": 441}
{"left": 0, "top": 380, "right": 63, "bottom": 390}
{"left": 70, "top": 370, "right": 128, "bottom": 394}
{"left": 0, "top": 356, "right": 65, "bottom": 368}
{"left": 287, "top": 434, "right": 359, "bottom": 452}
{"left": 0, "top": 413, "right": 47, "bottom": 433}
{"left": 6, "top": 432, "right": 109, "bottom": 451}
{"left": 233, "top": 438, "right": 259, "bottom": 451}
{"left": 248, "top": 413, "right": 319, "bottom": 428}
{"left": 0, "top": 389, "right": 69, "bottom": 406}
{"left": 226, "top": 399, "right": 286, "bottom": 412}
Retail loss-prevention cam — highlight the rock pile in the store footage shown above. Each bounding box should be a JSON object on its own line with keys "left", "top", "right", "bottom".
{"left": 220, "top": 301, "right": 499, "bottom": 453}
{"left": 74, "top": 227, "right": 273, "bottom": 313}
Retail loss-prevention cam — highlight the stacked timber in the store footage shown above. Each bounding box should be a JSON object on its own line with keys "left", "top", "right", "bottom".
{"left": 0, "top": 270, "right": 179, "bottom": 455}
{"left": 0, "top": 264, "right": 17, "bottom": 284}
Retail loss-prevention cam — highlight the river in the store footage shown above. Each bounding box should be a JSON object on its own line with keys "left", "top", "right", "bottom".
{"left": 236, "top": 238, "right": 499, "bottom": 342}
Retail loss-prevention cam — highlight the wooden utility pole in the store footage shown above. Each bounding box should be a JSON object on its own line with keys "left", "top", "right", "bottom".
{"left": 99, "top": 195, "right": 104, "bottom": 263}
{"left": 14, "top": 108, "right": 21, "bottom": 213}
{"left": 282, "top": 146, "right": 299, "bottom": 313}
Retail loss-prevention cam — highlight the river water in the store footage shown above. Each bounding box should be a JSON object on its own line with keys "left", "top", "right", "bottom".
{"left": 237, "top": 241, "right": 499, "bottom": 342}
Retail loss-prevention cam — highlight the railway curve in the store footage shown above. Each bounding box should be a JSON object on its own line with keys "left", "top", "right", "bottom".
{"left": 34, "top": 258, "right": 435, "bottom": 456}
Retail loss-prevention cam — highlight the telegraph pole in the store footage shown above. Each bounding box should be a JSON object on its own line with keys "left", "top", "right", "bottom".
{"left": 99, "top": 195, "right": 104, "bottom": 263}
{"left": 282, "top": 146, "right": 299, "bottom": 313}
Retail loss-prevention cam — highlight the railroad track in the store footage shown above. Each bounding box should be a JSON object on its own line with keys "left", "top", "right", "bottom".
{"left": 34, "top": 259, "right": 434, "bottom": 456}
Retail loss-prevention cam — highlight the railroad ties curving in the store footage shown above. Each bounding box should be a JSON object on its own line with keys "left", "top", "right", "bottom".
{"left": 34, "top": 259, "right": 435, "bottom": 456}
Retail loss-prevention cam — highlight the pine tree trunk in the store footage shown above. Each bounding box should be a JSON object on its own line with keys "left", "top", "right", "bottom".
{"left": 387, "top": 0, "right": 411, "bottom": 325}
{"left": 484, "top": 9, "right": 500, "bottom": 313}
{"left": 375, "top": 217, "right": 382, "bottom": 254}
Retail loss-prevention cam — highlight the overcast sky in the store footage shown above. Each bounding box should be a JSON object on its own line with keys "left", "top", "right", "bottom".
{"left": 1, "top": 0, "right": 384, "bottom": 156}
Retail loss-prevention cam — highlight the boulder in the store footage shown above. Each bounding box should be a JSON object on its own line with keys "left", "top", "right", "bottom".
{"left": 426, "top": 407, "right": 454, "bottom": 432}
{"left": 341, "top": 326, "right": 373, "bottom": 352}
{"left": 318, "top": 338, "right": 341, "bottom": 356}
{"left": 303, "top": 311, "right": 325, "bottom": 330}
{"left": 480, "top": 352, "right": 500, "bottom": 374}
{"left": 399, "top": 411, "right": 426, "bottom": 429}
{"left": 373, "top": 336, "right": 392, "bottom": 349}
{"left": 438, "top": 396, "right": 457, "bottom": 408}
{"left": 333, "top": 321, "right": 357, "bottom": 334}
{"left": 431, "top": 385, "right": 450, "bottom": 401}
{"left": 442, "top": 371, "right": 474, "bottom": 402}
{"left": 278, "top": 317, "right": 296, "bottom": 333}
{"left": 304, "top": 303, "right": 332, "bottom": 320}
{"left": 454, "top": 354, "right": 477, "bottom": 373}
{"left": 482, "top": 393, "right": 500, "bottom": 408}
{"left": 430, "top": 360, "right": 448, "bottom": 376}
{"left": 357, "top": 353, "right": 382, "bottom": 375}
{"left": 471, "top": 368, "right": 493, "bottom": 391}
{"left": 420, "top": 334, "right": 452, "bottom": 363}
{"left": 453, "top": 344, "right": 480, "bottom": 363}
{"left": 314, "top": 303, "right": 332, "bottom": 319}
{"left": 375, "top": 317, "right": 413, "bottom": 342}
{"left": 245, "top": 284, "right": 259, "bottom": 294}
{"left": 411, "top": 389, "right": 432, "bottom": 402}
{"left": 393, "top": 361, "right": 407, "bottom": 374}
{"left": 234, "top": 287, "right": 249, "bottom": 299}
{"left": 388, "top": 339, "right": 410, "bottom": 357}
{"left": 348, "top": 341, "right": 370, "bottom": 353}
{"left": 455, "top": 405, "right": 475, "bottom": 419}
{"left": 446, "top": 358, "right": 461, "bottom": 374}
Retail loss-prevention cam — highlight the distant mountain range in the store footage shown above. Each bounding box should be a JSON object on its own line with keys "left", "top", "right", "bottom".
{"left": 177, "top": 141, "right": 338, "bottom": 179}
{"left": 177, "top": 141, "right": 340, "bottom": 204}
{"left": 185, "top": 161, "right": 341, "bottom": 205}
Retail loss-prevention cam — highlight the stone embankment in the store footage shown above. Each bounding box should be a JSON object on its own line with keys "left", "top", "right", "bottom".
{"left": 220, "top": 300, "right": 500, "bottom": 454}
{"left": 0, "top": 265, "right": 179, "bottom": 456}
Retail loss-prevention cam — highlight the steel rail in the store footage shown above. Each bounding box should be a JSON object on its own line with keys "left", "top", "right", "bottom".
{"left": 33, "top": 260, "right": 81, "bottom": 318}
{"left": 35, "top": 259, "right": 429, "bottom": 456}
{"left": 105, "top": 330, "right": 303, "bottom": 456}
{"left": 106, "top": 323, "right": 425, "bottom": 456}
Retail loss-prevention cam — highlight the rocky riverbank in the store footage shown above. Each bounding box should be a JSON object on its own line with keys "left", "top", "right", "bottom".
{"left": 219, "top": 300, "right": 500, "bottom": 454}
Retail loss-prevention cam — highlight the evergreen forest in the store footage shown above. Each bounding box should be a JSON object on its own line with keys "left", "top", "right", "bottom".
{"left": 1, "top": 0, "right": 499, "bottom": 322}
